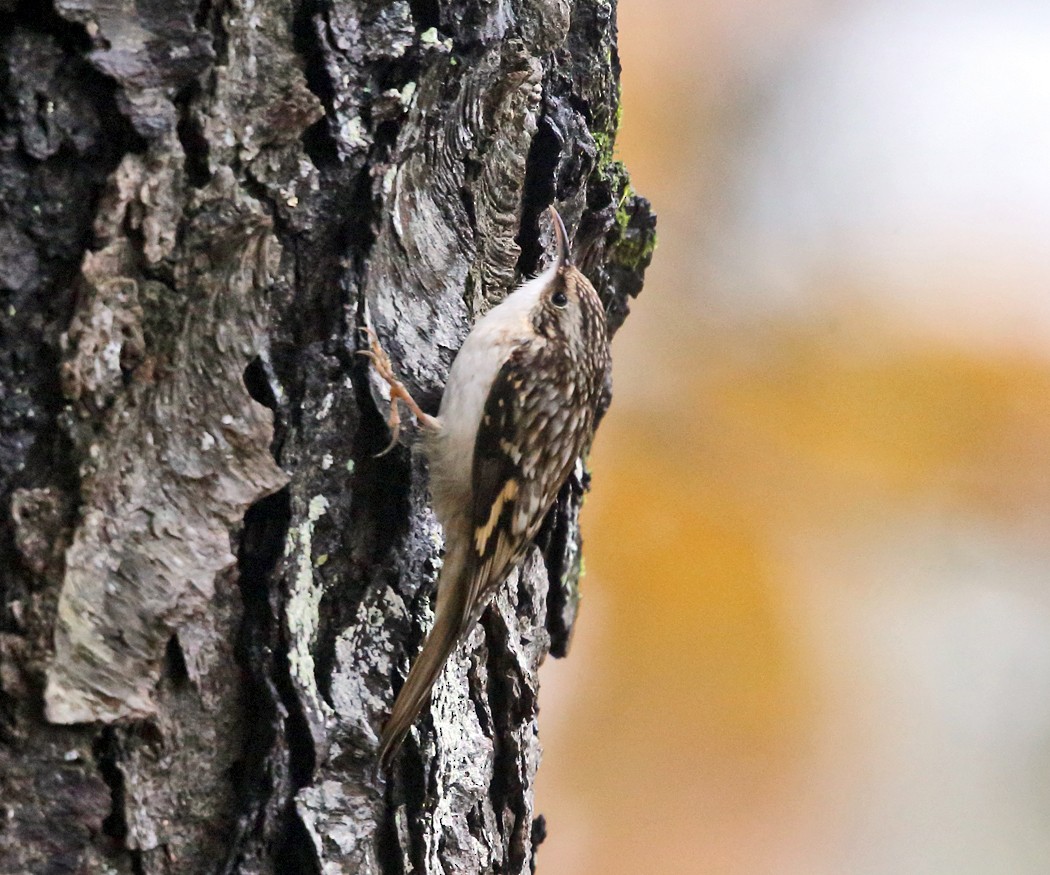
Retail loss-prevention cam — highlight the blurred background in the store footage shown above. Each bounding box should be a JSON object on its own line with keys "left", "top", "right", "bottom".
{"left": 537, "top": 1, "right": 1050, "bottom": 872}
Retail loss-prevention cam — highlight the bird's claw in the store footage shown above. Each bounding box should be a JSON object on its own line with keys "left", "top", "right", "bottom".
{"left": 359, "top": 327, "right": 434, "bottom": 454}
{"left": 375, "top": 399, "right": 401, "bottom": 457}
{"left": 358, "top": 328, "right": 401, "bottom": 388}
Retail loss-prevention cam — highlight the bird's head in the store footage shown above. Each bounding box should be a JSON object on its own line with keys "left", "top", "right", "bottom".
{"left": 531, "top": 207, "right": 609, "bottom": 361}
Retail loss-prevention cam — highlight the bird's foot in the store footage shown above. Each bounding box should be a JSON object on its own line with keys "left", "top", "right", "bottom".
{"left": 358, "top": 328, "right": 440, "bottom": 454}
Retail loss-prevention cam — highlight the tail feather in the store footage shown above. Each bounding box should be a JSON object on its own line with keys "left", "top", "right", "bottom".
{"left": 378, "top": 607, "right": 461, "bottom": 769}
{"left": 378, "top": 544, "right": 470, "bottom": 770}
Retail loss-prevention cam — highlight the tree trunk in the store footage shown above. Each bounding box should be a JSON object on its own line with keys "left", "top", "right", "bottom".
{"left": 0, "top": 0, "right": 654, "bottom": 871}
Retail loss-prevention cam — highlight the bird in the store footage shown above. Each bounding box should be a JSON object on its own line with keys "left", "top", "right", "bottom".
{"left": 362, "top": 206, "right": 611, "bottom": 770}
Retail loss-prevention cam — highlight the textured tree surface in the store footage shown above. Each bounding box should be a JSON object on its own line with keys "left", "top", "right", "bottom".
{"left": 0, "top": 0, "right": 654, "bottom": 871}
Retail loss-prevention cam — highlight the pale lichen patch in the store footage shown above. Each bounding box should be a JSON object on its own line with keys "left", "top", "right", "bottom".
{"left": 285, "top": 494, "right": 334, "bottom": 724}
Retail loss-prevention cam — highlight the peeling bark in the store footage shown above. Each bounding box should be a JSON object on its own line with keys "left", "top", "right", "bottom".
{"left": 0, "top": 0, "right": 654, "bottom": 872}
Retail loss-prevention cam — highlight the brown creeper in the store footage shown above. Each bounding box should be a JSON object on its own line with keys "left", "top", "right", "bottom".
{"left": 366, "top": 207, "right": 610, "bottom": 769}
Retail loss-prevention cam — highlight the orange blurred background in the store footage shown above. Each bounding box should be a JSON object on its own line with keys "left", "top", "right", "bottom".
{"left": 538, "top": 2, "right": 1050, "bottom": 872}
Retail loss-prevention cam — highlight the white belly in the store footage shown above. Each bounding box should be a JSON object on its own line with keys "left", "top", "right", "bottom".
{"left": 425, "top": 263, "right": 553, "bottom": 535}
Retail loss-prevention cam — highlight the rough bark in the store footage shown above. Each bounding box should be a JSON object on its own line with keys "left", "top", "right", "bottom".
{"left": 0, "top": 0, "right": 654, "bottom": 872}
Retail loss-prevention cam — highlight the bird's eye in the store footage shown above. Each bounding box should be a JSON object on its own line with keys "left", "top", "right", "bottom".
{"left": 552, "top": 290, "right": 568, "bottom": 308}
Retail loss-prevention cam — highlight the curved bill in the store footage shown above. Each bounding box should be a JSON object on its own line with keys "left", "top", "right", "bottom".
{"left": 548, "top": 205, "right": 573, "bottom": 267}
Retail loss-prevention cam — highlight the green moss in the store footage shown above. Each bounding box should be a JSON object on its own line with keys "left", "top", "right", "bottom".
{"left": 592, "top": 130, "right": 614, "bottom": 178}
{"left": 603, "top": 161, "right": 658, "bottom": 272}
{"left": 586, "top": 80, "right": 657, "bottom": 274}
{"left": 590, "top": 85, "right": 624, "bottom": 182}
{"left": 611, "top": 202, "right": 657, "bottom": 271}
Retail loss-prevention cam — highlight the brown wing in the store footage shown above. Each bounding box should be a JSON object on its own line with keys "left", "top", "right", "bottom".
{"left": 460, "top": 343, "right": 592, "bottom": 635}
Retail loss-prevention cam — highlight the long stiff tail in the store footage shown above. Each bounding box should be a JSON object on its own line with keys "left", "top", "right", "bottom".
{"left": 378, "top": 547, "right": 469, "bottom": 770}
